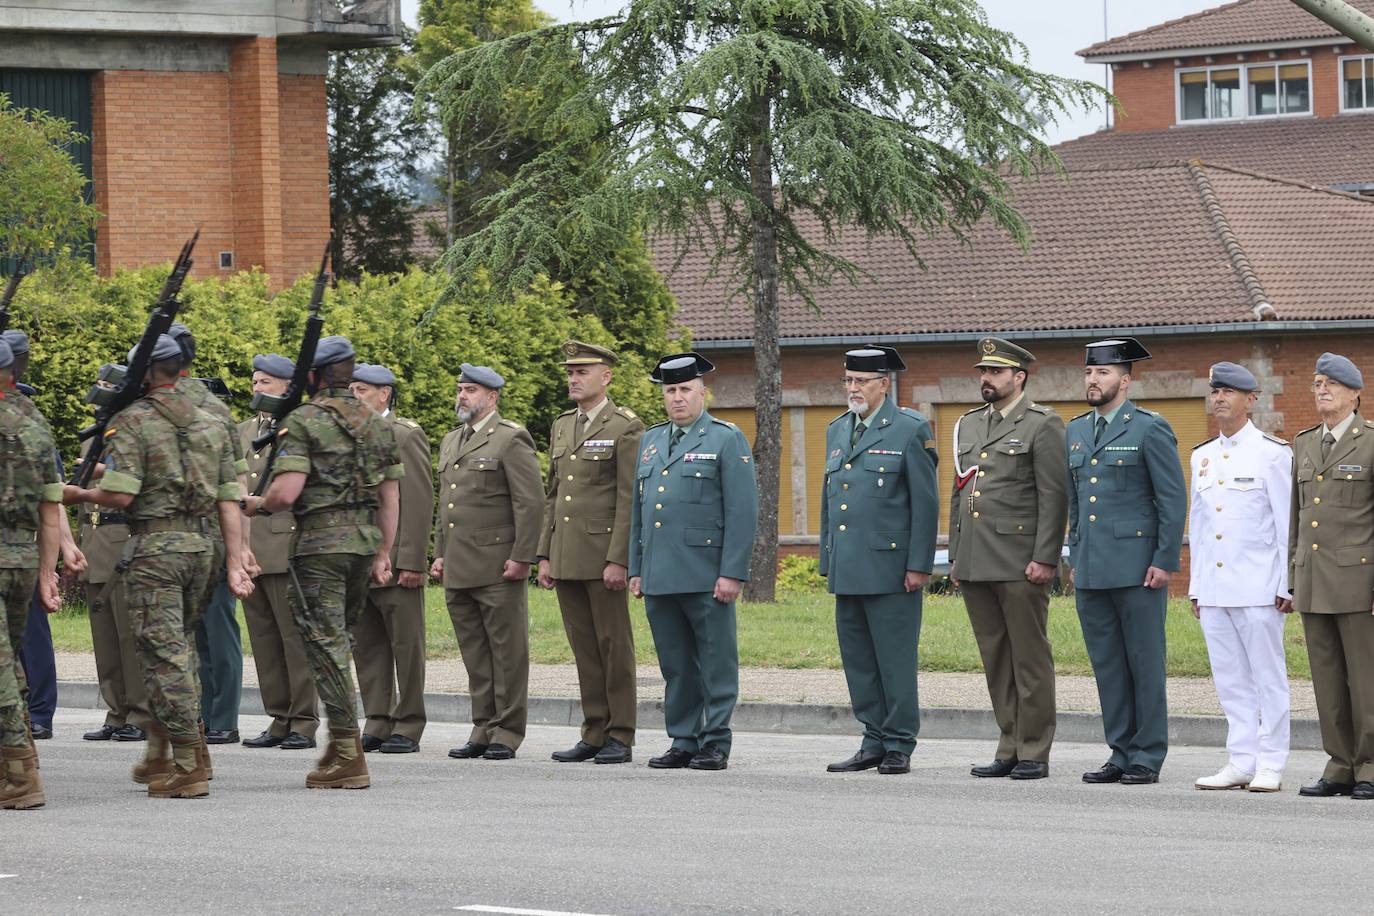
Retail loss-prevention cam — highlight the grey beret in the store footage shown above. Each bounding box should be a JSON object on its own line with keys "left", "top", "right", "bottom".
{"left": 129, "top": 334, "right": 183, "bottom": 365}
{"left": 0, "top": 338, "right": 12, "bottom": 370}
{"left": 1208, "top": 362, "right": 1258, "bottom": 392}
{"left": 252, "top": 353, "right": 295, "bottom": 379}
{"left": 314, "top": 335, "right": 356, "bottom": 368}
{"left": 168, "top": 321, "right": 192, "bottom": 341}
{"left": 1315, "top": 352, "right": 1363, "bottom": 390}
{"left": 353, "top": 363, "right": 397, "bottom": 387}
{"left": 2, "top": 330, "right": 30, "bottom": 355}
{"left": 459, "top": 362, "right": 505, "bottom": 389}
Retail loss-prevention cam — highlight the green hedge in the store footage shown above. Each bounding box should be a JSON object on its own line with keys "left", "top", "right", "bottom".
{"left": 10, "top": 258, "right": 684, "bottom": 465}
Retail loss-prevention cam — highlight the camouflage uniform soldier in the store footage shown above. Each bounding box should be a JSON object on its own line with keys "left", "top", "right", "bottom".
{"left": 63, "top": 335, "right": 253, "bottom": 800}
{"left": 245, "top": 336, "right": 403, "bottom": 790}
{"left": 0, "top": 337, "right": 63, "bottom": 810}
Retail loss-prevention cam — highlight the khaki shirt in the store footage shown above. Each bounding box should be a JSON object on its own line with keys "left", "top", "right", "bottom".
{"left": 1289, "top": 412, "right": 1374, "bottom": 614}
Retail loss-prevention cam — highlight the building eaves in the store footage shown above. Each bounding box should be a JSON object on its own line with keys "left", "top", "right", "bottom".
{"left": 1187, "top": 160, "right": 1275, "bottom": 319}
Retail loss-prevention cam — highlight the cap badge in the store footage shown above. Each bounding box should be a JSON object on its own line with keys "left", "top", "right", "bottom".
{"left": 981, "top": 339, "right": 997, "bottom": 355}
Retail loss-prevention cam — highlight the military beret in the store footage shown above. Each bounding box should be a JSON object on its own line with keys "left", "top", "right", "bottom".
{"left": 845, "top": 345, "right": 906, "bottom": 373}
{"left": 314, "top": 335, "right": 356, "bottom": 369}
{"left": 252, "top": 353, "right": 295, "bottom": 380}
{"left": 974, "top": 337, "right": 1034, "bottom": 370}
{"left": 2, "top": 330, "right": 30, "bottom": 355}
{"left": 1315, "top": 352, "right": 1363, "bottom": 390}
{"left": 459, "top": 362, "right": 505, "bottom": 389}
{"left": 651, "top": 352, "right": 714, "bottom": 385}
{"left": 561, "top": 340, "right": 617, "bottom": 366}
{"left": 1208, "top": 361, "right": 1259, "bottom": 392}
{"left": 1084, "top": 337, "right": 1151, "bottom": 366}
{"left": 0, "top": 338, "right": 12, "bottom": 370}
{"left": 129, "top": 334, "right": 183, "bottom": 365}
{"left": 353, "top": 363, "right": 397, "bottom": 387}
{"left": 167, "top": 321, "right": 195, "bottom": 362}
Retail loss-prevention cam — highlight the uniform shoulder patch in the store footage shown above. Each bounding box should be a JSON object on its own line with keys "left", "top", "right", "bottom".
{"left": 1193, "top": 435, "right": 1218, "bottom": 451}
{"left": 1261, "top": 431, "right": 1289, "bottom": 446}
{"left": 499, "top": 419, "right": 522, "bottom": 429}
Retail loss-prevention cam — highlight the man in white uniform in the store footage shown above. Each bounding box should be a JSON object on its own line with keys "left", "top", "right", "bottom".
{"left": 1188, "top": 361, "right": 1292, "bottom": 792}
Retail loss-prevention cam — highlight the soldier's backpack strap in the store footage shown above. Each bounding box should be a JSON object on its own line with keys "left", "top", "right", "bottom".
{"left": 146, "top": 397, "right": 201, "bottom": 509}
{"left": 316, "top": 397, "right": 375, "bottom": 509}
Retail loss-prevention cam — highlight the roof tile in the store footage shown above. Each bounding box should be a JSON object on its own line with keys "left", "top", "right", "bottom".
{"left": 1078, "top": 0, "right": 1374, "bottom": 58}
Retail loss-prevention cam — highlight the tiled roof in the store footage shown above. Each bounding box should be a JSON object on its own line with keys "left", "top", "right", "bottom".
{"left": 1053, "top": 115, "right": 1374, "bottom": 190}
{"left": 1079, "top": 0, "right": 1374, "bottom": 58}
{"left": 658, "top": 163, "right": 1374, "bottom": 342}
{"left": 409, "top": 205, "right": 448, "bottom": 265}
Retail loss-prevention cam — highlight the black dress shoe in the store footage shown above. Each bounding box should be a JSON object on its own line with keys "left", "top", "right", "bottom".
{"left": 551, "top": 741, "right": 602, "bottom": 763}
{"left": 280, "top": 732, "right": 317, "bottom": 750}
{"left": 1299, "top": 777, "right": 1356, "bottom": 797}
{"left": 1009, "top": 760, "right": 1049, "bottom": 780}
{"left": 30, "top": 724, "right": 52, "bottom": 740}
{"left": 827, "top": 749, "right": 885, "bottom": 773}
{"left": 111, "top": 724, "right": 146, "bottom": 742}
{"left": 482, "top": 743, "right": 516, "bottom": 760}
{"left": 971, "top": 758, "right": 1017, "bottom": 778}
{"left": 361, "top": 734, "right": 385, "bottom": 752}
{"left": 204, "top": 729, "right": 240, "bottom": 745}
{"left": 877, "top": 751, "right": 911, "bottom": 775}
{"left": 648, "top": 747, "right": 695, "bottom": 769}
{"left": 448, "top": 742, "right": 489, "bottom": 759}
{"left": 1083, "top": 763, "right": 1125, "bottom": 783}
{"left": 1352, "top": 781, "right": 1374, "bottom": 800}
{"left": 379, "top": 735, "right": 418, "bottom": 754}
{"left": 242, "top": 731, "right": 286, "bottom": 749}
{"left": 688, "top": 745, "right": 728, "bottom": 770}
{"left": 593, "top": 738, "right": 632, "bottom": 765}
{"left": 1120, "top": 764, "right": 1159, "bottom": 785}
{"left": 83, "top": 724, "right": 117, "bottom": 741}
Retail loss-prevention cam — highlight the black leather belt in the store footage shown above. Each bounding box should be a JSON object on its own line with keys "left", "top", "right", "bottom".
{"left": 90, "top": 512, "right": 128, "bottom": 527}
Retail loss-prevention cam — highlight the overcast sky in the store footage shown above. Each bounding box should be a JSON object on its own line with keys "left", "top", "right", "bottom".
{"left": 398, "top": 0, "right": 1232, "bottom": 144}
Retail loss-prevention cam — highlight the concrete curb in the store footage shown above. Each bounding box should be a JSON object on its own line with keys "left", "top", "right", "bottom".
{"left": 55, "top": 680, "right": 1323, "bottom": 750}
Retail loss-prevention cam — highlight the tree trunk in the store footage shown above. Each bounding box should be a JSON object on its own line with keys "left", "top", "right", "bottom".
{"left": 743, "top": 89, "right": 780, "bottom": 604}
{"left": 445, "top": 133, "right": 457, "bottom": 252}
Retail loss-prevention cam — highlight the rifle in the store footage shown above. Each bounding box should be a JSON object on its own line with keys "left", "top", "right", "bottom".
{"left": 73, "top": 231, "right": 199, "bottom": 487}
{"left": 248, "top": 244, "right": 330, "bottom": 498}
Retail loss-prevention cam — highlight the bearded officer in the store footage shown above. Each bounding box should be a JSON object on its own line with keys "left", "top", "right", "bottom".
{"left": 1189, "top": 361, "right": 1292, "bottom": 793}
{"left": 630, "top": 353, "right": 757, "bottom": 771}
{"left": 1290, "top": 353, "right": 1374, "bottom": 800}
{"left": 950, "top": 338, "right": 1066, "bottom": 781}
{"left": 1067, "top": 338, "right": 1186, "bottom": 786}
{"left": 537, "top": 341, "right": 645, "bottom": 765}
{"left": 821, "top": 346, "right": 938, "bottom": 777}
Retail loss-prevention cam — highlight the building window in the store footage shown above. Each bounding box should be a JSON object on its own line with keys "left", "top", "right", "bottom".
{"left": 1342, "top": 56, "right": 1374, "bottom": 111}
{"left": 1177, "top": 61, "right": 1310, "bottom": 123}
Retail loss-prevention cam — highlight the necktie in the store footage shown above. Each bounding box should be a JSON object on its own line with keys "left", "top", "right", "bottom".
{"left": 459, "top": 425, "right": 473, "bottom": 449}
{"left": 575, "top": 412, "right": 588, "bottom": 446}
{"left": 850, "top": 418, "right": 864, "bottom": 450}
{"left": 987, "top": 409, "right": 1001, "bottom": 435}
{"left": 670, "top": 427, "right": 685, "bottom": 456}
{"left": 1094, "top": 415, "right": 1107, "bottom": 445}
{"left": 1322, "top": 431, "right": 1336, "bottom": 462}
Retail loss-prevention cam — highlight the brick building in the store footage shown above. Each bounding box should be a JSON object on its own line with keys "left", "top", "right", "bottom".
{"left": 657, "top": 0, "right": 1374, "bottom": 593}
{"left": 0, "top": 1, "right": 400, "bottom": 285}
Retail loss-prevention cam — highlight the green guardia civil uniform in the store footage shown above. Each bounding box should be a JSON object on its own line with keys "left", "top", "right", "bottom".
{"left": 821, "top": 395, "right": 939, "bottom": 757}
{"left": 271, "top": 387, "right": 403, "bottom": 731}
{"left": 97, "top": 382, "right": 241, "bottom": 741}
{"left": 0, "top": 391, "right": 64, "bottom": 749}
{"left": 630, "top": 406, "right": 757, "bottom": 757}
{"left": 1066, "top": 343, "right": 1187, "bottom": 774}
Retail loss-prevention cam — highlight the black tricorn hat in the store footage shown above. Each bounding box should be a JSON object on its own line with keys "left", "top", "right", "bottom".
{"left": 651, "top": 352, "right": 714, "bottom": 385}
{"left": 845, "top": 345, "right": 906, "bottom": 373}
{"left": 1084, "top": 337, "right": 1151, "bottom": 366}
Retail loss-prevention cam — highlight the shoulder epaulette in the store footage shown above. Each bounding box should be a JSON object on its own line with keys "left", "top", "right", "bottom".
{"left": 709, "top": 417, "right": 737, "bottom": 429}
{"left": 400, "top": 418, "right": 419, "bottom": 429}
{"left": 1026, "top": 403, "right": 1053, "bottom": 414}
{"left": 616, "top": 406, "right": 637, "bottom": 419}
{"left": 899, "top": 407, "right": 923, "bottom": 419}
{"left": 1135, "top": 406, "right": 1157, "bottom": 416}
{"left": 1192, "top": 435, "right": 1218, "bottom": 451}
{"left": 960, "top": 405, "right": 985, "bottom": 418}
{"left": 1295, "top": 424, "right": 1321, "bottom": 438}
{"left": 828, "top": 412, "right": 850, "bottom": 427}
{"left": 1071, "top": 410, "right": 1093, "bottom": 421}
{"left": 1365, "top": 420, "right": 1374, "bottom": 430}
{"left": 557, "top": 408, "right": 576, "bottom": 418}
{"left": 647, "top": 420, "right": 671, "bottom": 431}
{"left": 1262, "top": 431, "right": 1289, "bottom": 446}
{"left": 499, "top": 419, "right": 522, "bottom": 429}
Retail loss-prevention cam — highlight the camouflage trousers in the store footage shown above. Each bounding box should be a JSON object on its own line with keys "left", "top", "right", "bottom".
{"left": 124, "top": 550, "right": 213, "bottom": 740}
{"left": 287, "top": 552, "right": 371, "bottom": 730}
{"left": 0, "top": 568, "right": 38, "bottom": 749}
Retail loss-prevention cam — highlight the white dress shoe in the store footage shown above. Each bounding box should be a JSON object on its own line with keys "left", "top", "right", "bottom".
{"left": 1247, "top": 768, "right": 1282, "bottom": 793}
{"left": 1195, "top": 763, "right": 1254, "bottom": 790}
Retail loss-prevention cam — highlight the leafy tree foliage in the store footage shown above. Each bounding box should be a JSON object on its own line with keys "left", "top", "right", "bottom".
{"left": 0, "top": 93, "right": 99, "bottom": 261}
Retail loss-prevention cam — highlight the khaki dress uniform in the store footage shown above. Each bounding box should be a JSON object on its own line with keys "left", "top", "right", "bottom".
{"left": 352, "top": 413, "right": 433, "bottom": 746}
{"left": 435, "top": 410, "right": 544, "bottom": 751}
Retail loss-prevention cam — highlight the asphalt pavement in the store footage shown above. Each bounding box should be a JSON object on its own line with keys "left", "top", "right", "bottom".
{"left": 3, "top": 708, "right": 1368, "bottom": 915}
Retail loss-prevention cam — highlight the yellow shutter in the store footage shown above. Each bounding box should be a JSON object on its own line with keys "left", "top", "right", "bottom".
{"left": 804, "top": 406, "right": 844, "bottom": 536}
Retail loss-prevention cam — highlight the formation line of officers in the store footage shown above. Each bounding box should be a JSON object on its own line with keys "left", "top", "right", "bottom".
{"left": 1, "top": 325, "right": 1371, "bottom": 809}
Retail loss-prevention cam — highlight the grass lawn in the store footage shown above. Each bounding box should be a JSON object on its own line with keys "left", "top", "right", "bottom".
{"left": 48, "top": 587, "right": 1313, "bottom": 679}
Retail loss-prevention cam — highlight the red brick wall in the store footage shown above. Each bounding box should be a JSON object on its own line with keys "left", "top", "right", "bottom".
{"left": 1112, "top": 47, "right": 1370, "bottom": 131}
{"left": 278, "top": 74, "right": 331, "bottom": 280}
{"left": 228, "top": 37, "right": 284, "bottom": 282}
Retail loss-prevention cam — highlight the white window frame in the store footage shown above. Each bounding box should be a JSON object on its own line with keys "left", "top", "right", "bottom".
{"left": 1338, "top": 54, "right": 1374, "bottom": 114}
{"left": 1175, "top": 59, "right": 1313, "bottom": 124}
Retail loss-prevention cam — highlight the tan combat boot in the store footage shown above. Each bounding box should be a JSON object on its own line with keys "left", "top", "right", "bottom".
{"left": 196, "top": 722, "right": 214, "bottom": 781}
{"left": 0, "top": 745, "right": 44, "bottom": 809}
{"left": 131, "top": 724, "right": 174, "bottom": 785}
{"left": 148, "top": 736, "right": 209, "bottom": 798}
{"left": 306, "top": 727, "right": 370, "bottom": 789}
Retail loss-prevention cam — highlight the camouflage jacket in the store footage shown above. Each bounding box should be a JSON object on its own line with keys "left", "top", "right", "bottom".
{"left": 0, "top": 392, "right": 64, "bottom": 569}
{"left": 97, "top": 383, "right": 240, "bottom": 558}
{"left": 178, "top": 375, "right": 248, "bottom": 475}
{"left": 272, "top": 387, "right": 404, "bottom": 557}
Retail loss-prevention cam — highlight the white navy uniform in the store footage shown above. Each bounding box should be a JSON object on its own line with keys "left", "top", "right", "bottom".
{"left": 1188, "top": 420, "right": 1292, "bottom": 774}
